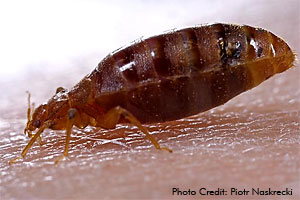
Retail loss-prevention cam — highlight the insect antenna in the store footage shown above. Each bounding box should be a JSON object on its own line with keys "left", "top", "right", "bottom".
{"left": 24, "top": 91, "right": 34, "bottom": 137}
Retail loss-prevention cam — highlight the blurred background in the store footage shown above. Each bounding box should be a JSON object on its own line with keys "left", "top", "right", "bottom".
{"left": 1, "top": 0, "right": 299, "bottom": 79}
{"left": 0, "top": 0, "right": 299, "bottom": 199}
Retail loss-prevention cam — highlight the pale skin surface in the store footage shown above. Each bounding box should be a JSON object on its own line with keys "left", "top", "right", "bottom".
{"left": 0, "top": 1, "right": 299, "bottom": 199}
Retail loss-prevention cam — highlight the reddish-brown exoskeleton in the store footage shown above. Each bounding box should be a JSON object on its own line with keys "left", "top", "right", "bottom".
{"left": 10, "top": 23, "right": 295, "bottom": 164}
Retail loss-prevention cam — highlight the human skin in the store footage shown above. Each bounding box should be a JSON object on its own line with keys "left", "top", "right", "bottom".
{"left": 0, "top": 1, "right": 299, "bottom": 200}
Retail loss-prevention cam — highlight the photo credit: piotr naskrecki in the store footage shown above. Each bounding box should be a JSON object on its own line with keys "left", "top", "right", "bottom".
{"left": 172, "top": 187, "right": 293, "bottom": 196}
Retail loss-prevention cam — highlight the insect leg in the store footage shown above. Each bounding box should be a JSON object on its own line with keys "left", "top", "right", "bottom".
{"left": 98, "top": 106, "right": 172, "bottom": 153}
{"left": 9, "top": 121, "right": 50, "bottom": 165}
{"left": 54, "top": 108, "right": 77, "bottom": 165}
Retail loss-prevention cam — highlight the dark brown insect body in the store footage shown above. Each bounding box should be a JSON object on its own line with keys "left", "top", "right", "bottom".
{"left": 10, "top": 23, "right": 295, "bottom": 164}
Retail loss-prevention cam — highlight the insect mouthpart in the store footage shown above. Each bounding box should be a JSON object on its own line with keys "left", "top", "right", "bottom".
{"left": 24, "top": 118, "right": 41, "bottom": 138}
{"left": 24, "top": 121, "right": 32, "bottom": 137}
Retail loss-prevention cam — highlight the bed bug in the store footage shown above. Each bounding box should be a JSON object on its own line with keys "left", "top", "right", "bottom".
{"left": 9, "top": 23, "right": 295, "bottom": 164}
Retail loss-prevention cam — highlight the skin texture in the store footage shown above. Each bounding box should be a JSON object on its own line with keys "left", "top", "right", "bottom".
{"left": 0, "top": 0, "right": 299, "bottom": 199}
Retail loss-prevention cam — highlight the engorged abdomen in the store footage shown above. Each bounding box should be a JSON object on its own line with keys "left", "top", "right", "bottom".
{"left": 89, "top": 23, "right": 295, "bottom": 124}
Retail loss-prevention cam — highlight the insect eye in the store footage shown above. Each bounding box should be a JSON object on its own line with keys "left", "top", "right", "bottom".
{"left": 34, "top": 120, "right": 41, "bottom": 128}
{"left": 56, "top": 87, "right": 66, "bottom": 94}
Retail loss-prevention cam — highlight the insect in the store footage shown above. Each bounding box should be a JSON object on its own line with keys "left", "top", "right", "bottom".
{"left": 9, "top": 23, "right": 295, "bottom": 164}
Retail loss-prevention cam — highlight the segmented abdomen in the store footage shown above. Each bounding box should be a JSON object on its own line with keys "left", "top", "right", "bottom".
{"left": 90, "top": 23, "right": 294, "bottom": 123}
